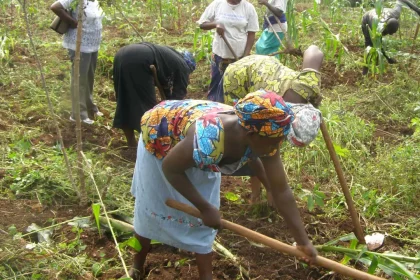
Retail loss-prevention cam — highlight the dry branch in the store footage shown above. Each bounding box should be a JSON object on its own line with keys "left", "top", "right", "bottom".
{"left": 18, "top": 0, "right": 75, "bottom": 194}
{"left": 74, "top": 0, "right": 86, "bottom": 204}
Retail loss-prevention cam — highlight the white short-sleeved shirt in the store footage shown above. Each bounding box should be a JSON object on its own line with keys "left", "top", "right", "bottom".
{"left": 197, "top": 0, "right": 259, "bottom": 59}
{"left": 58, "top": 0, "right": 104, "bottom": 53}
{"left": 266, "top": 0, "right": 288, "bottom": 33}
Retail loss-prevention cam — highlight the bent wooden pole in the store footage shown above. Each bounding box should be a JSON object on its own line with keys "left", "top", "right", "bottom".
{"left": 166, "top": 199, "right": 384, "bottom": 280}
{"left": 150, "top": 65, "right": 166, "bottom": 101}
{"left": 320, "top": 119, "right": 365, "bottom": 244}
{"left": 272, "top": 14, "right": 293, "bottom": 50}
{"left": 264, "top": 15, "right": 286, "bottom": 50}
{"left": 221, "top": 33, "right": 239, "bottom": 61}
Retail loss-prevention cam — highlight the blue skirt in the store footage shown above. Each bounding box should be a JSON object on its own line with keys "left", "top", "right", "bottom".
{"left": 131, "top": 138, "right": 221, "bottom": 254}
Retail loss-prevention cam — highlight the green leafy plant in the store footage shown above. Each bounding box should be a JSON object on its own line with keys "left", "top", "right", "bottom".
{"left": 317, "top": 233, "right": 420, "bottom": 279}
{"left": 92, "top": 203, "right": 101, "bottom": 237}
{"left": 302, "top": 184, "right": 326, "bottom": 211}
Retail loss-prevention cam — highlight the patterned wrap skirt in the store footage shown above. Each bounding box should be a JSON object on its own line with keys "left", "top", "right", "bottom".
{"left": 131, "top": 137, "right": 221, "bottom": 254}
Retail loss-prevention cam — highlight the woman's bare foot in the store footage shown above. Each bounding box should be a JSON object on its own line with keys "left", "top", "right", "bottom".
{"left": 128, "top": 267, "right": 144, "bottom": 280}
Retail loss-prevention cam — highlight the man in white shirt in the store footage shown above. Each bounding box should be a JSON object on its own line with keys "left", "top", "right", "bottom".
{"left": 255, "top": 0, "right": 288, "bottom": 56}
{"left": 198, "top": 0, "right": 259, "bottom": 102}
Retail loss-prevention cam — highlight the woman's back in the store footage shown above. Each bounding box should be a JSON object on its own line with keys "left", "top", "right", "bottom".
{"left": 141, "top": 100, "right": 232, "bottom": 162}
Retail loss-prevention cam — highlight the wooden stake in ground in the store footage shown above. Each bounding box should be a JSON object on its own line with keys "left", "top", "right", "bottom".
{"left": 166, "top": 199, "right": 385, "bottom": 280}
{"left": 73, "top": 0, "right": 87, "bottom": 205}
{"left": 320, "top": 119, "right": 365, "bottom": 244}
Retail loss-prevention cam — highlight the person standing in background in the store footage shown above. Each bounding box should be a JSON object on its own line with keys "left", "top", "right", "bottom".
{"left": 256, "top": 0, "right": 288, "bottom": 56}
{"left": 51, "top": 0, "right": 104, "bottom": 124}
{"left": 197, "top": 0, "right": 259, "bottom": 102}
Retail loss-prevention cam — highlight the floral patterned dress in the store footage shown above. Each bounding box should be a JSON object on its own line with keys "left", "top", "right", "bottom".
{"left": 141, "top": 99, "right": 253, "bottom": 172}
{"left": 223, "top": 55, "right": 321, "bottom": 106}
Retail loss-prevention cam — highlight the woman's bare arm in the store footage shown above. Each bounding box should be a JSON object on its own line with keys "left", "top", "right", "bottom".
{"left": 243, "top": 32, "right": 256, "bottom": 57}
{"left": 261, "top": 149, "right": 317, "bottom": 264}
{"left": 50, "top": 1, "right": 77, "bottom": 28}
{"left": 161, "top": 125, "right": 221, "bottom": 229}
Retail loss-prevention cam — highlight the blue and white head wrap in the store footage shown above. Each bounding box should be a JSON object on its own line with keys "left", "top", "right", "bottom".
{"left": 180, "top": 50, "right": 196, "bottom": 73}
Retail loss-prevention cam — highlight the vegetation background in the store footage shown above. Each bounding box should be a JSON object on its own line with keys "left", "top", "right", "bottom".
{"left": 0, "top": 0, "right": 419, "bottom": 279}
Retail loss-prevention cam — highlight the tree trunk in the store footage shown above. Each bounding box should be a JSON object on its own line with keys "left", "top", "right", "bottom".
{"left": 74, "top": 0, "right": 87, "bottom": 205}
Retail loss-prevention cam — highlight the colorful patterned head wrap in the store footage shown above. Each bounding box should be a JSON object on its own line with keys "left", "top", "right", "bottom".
{"left": 287, "top": 103, "right": 322, "bottom": 147}
{"left": 291, "top": 69, "right": 322, "bottom": 107}
{"left": 180, "top": 50, "right": 196, "bottom": 73}
{"left": 234, "top": 90, "right": 295, "bottom": 138}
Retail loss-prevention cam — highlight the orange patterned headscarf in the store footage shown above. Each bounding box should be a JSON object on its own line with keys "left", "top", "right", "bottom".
{"left": 234, "top": 90, "right": 295, "bottom": 138}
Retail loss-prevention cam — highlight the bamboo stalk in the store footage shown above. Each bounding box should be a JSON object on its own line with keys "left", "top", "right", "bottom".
{"left": 166, "top": 199, "right": 384, "bottom": 280}
{"left": 98, "top": 216, "right": 134, "bottom": 233}
{"left": 18, "top": 0, "right": 75, "bottom": 194}
{"left": 213, "top": 241, "right": 249, "bottom": 279}
{"left": 316, "top": 245, "right": 420, "bottom": 263}
{"left": 74, "top": 0, "right": 86, "bottom": 205}
{"left": 320, "top": 120, "right": 365, "bottom": 244}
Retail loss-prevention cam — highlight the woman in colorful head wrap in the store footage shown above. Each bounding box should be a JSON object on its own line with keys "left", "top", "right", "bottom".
{"left": 112, "top": 42, "right": 196, "bottom": 149}
{"left": 130, "top": 90, "right": 317, "bottom": 279}
{"left": 218, "top": 45, "right": 324, "bottom": 107}
{"left": 220, "top": 45, "right": 323, "bottom": 204}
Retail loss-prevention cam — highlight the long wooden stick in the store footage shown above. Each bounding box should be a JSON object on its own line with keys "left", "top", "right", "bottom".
{"left": 272, "top": 14, "right": 293, "bottom": 50}
{"left": 320, "top": 120, "right": 365, "bottom": 244}
{"left": 264, "top": 15, "right": 286, "bottom": 49}
{"left": 221, "top": 33, "right": 239, "bottom": 60}
{"left": 150, "top": 65, "right": 166, "bottom": 101}
{"left": 74, "top": 0, "right": 87, "bottom": 205}
{"left": 166, "top": 199, "right": 384, "bottom": 280}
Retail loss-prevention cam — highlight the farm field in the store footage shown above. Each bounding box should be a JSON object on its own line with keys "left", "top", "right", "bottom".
{"left": 0, "top": 0, "right": 419, "bottom": 279}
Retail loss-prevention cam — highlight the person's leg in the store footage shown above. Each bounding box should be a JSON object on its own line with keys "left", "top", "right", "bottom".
{"left": 195, "top": 252, "right": 213, "bottom": 280}
{"left": 69, "top": 49, "right": 76, "bottom": 119}
{"left": 70, "top": 51, "right": 92, "bottom": 120}
{"left": 361, "top": 22, "right": 372, "bottom": 75}
{"left": 207, "top": 54, "right": 223, "bottom": 101}
{"left": 130, "top": 233, "right": 151, "bottom": 280}
{"left": 250, "top": 176, "right": 262, "bottom": 204}
{"left": 123, "top": 128, "right": 137, "bottom": 148}
{"left": 112, "top": 45, "right": 155, "bottom": 146}
{"left": 86, "top": 51, "right": 99, "bottom": 116}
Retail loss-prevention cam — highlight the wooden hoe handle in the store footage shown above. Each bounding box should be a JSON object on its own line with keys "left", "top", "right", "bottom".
{"left": 165, "top": 199, "right": 385, "bottom": 280}
{"left": 221, "top": 34, "right": 239, "bottom": 61}
{"left": 150, "top": 65, "right": 166, "bottom": 101}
